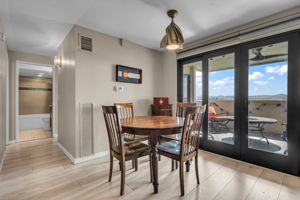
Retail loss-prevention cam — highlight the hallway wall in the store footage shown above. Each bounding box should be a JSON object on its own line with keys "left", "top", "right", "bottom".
{"left": 56, "top": 26, "right": 77, "bottom": 157}
{"left": 8, "top": 51, "right": 53, "bottom": 142}
{"left": 0, "top": 17, "right": 9, "bottom": 171}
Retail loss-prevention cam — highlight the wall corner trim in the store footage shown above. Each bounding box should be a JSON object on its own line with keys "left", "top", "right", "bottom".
{"left": 56, "top": 141, "right": 109, "bottom": 164}
{"left": 0, "top": 150, "right": 6, "bottom": 172}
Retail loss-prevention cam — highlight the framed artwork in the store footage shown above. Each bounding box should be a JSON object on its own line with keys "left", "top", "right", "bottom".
{"left": 116, "top": 65, "right": 142, "bottom": 84}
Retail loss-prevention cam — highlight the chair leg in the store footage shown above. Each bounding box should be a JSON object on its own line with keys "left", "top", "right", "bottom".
{"left": 185, "top": 160, "right": 191, "bottom": 172}
{"left": 175, "top": 161, "right": 178, "bottom": 169}
{"left": 158, "top": 138, "right": 161, "bottom": 161}
{"left": 179, "top": 162, "right": 185, "bottom": 196}
{"left": 109, "top": 154, "right": 113, "bottom": 182}
{"left": 149, "top": 155, "right": 153, "bottom": 183}
{"left": 134, "top": 158, "right": 138, "bottom": 171}
{"left": 195, "top": 156, "right": 200, "bottom": 184}
{"left": 120, "top": 161, "right": 125, "bottom": 196}
{"left": 132, "top": 159, "right": 135, "bottom": 169}
{"left": 119, "top": 161, "right": 121, "bottom": 171}
{"left": 171, "top": 159, "right": 174, "bottom": 171}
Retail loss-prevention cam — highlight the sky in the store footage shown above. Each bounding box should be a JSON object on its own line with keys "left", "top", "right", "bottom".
{"left": 195, "top": 61, "right": 288, "bottom": 99}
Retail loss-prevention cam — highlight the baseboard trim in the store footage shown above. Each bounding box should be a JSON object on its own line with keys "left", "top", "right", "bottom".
{"left": 7, "top": 140, "right": 17, "bottom": 145}
{"left": 56, "top": 142, "right": 76, "bottom": 164}
{"left": 0, "top": 150, "right": 6, "bottom": 172}
{"left": 74, "top": 151, "right": 109, "bottom": 164}
{"left": 56, "top": 142, "right": 109, "bottom": 164}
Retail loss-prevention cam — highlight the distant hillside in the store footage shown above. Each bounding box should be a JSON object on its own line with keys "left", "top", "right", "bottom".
{"left": 249, "top": 94, "right": 287, "bottom": 99}
{"left": 200, "top": 94, "right": 287, "bottom": 100}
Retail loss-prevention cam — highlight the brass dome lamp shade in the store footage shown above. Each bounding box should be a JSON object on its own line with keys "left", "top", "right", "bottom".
{"left": 160, "top": 10, "right": 184, "bottom": 50}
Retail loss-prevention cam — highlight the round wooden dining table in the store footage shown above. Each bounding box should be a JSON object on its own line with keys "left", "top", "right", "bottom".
{"left": 121, "top": 116, "right": 185, "bottom": 193}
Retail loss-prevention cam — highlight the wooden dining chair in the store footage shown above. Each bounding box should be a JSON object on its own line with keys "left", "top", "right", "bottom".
{"left": 176, "top": 102, "right": 198, "bottom": 118}
{"left": 114, "top": 103, "right": 149, "bottom": 142}
{"left": 114, "top": 103, "right": 149, "bottom": 170}
{"left": 102, "top": 105, "right": 152, "bottom": 196}
{"left": 160, "top": 102, "right": 197, "bottom": 141}
{"left": 160, "top": 102, "right": 197, "bottom": 170}
{"left": 157, "top": 105, "right": 206, "bottom": 196}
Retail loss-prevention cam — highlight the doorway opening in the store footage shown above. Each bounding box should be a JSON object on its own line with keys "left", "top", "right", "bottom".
{"left": 16, "top": 61, "right": 56, "bottom": 142}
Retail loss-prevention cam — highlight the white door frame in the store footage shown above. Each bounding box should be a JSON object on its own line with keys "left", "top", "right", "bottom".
{"left": 5, "top": 52, "right": 9, "bottom": 145}
{"left": 15, "top": 61, "right": 57, "bottom": 142}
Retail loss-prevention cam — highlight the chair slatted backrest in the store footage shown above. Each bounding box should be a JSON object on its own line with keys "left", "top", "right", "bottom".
{"left": 180, "top": 105, "right": 206, "bottom": 158}
{"left": 114, "top": 103, "right": 135, "bottom": 141}
{"left": 176, "top": 102, "right": 197, "bottom": 117}
{"left": 102, "top": 106, "right": 123, "bottom": 155}
{"left": 114, "top": 103, "right": 134, "bottom": 119}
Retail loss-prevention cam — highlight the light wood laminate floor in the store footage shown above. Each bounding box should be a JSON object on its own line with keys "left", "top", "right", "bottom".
{"left": 19, "top": 129, "right": 52, "bottom": 142}
{"left": 1, "top": 138, "right": 300, "bottom": 200}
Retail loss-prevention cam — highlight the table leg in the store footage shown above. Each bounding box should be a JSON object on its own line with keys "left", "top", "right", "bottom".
{"left": 258, "top": 123, "right": 269, "bottom": 144}
{"left": 223, "top": 120, "right": 230, "bottom": 132}
{"left": 150, "top": 134, "right": 159, "bottom": 193}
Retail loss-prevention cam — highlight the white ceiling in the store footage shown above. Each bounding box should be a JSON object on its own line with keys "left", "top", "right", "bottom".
{"left": 19, "top": 63, "right": 52, "bottom": 78}
{"left": 1, "top": 0, "right": 300, "bottom": 57}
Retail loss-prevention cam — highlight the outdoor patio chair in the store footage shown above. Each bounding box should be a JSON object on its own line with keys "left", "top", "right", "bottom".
{"left": 208, "top": 106, "right": 230, "bottom": 135}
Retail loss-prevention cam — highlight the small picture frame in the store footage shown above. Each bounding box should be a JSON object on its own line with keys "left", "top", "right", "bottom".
{"left": 116, "top": 65, "right": 142, "bottom": 84}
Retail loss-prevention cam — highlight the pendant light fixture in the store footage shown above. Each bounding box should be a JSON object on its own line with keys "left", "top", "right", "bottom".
{"left": 160, "top": 9, "right": 184, "bottom": 50}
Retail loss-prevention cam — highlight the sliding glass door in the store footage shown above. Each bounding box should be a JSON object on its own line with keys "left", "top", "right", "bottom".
{"left": 240, "top": 35, "right": 298, "bottom": 174}
{"left": 179, "top": 49, "right": 240, "bottom": 158}
{"left": 202, "top": 49, "right": 240, "bottom": 157}
{"left": 208, "top": 52, "right": 235, "bottom": 144}
{"left": 178, "top": 30, "right": 300, "bottom": 175}
{"left": 247, "top": 41, "right": 288, "bottom": 154}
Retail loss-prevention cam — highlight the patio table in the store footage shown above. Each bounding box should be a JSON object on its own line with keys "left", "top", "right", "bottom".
{"left": 211, "top": 116, "right": 277, "bottom": 144}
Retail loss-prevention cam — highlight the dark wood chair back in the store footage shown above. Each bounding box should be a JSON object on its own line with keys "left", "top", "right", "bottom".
{"left": 114, "top": 103, "right": 134, "bottom": 119}
{"left": 102, "top": 106, "right": 123, "bottom": 155}
{"left": 176, "top": 102, "right": 197, "bottom": 117}
{"left": 180, "top": 105, "right": 206, "bottom": 158}
{"left": 114, "top": 103, "right": 136, "bottom": 141}
{"left": 160, "top": 102, "right": 198, "bottom": 144}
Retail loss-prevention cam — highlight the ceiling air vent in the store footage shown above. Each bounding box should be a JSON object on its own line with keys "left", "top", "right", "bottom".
{"left": 80, "top": 35, "right": 92, "bottom": 52}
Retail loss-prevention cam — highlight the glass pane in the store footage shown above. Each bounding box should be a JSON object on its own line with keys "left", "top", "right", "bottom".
{"left": 248, "top": 41, "right": 288, "bottom": 155}
{"left": 208, "top": 53, "right": 235, "bottom": 144}
{"left": 183, "top": 61, "right": 203, "bottom": 137}
{"left": 183, "top": 61, "right": 203, "bottom": 104}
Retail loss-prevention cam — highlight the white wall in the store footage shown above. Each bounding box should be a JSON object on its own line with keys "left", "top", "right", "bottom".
{"left": 75, "top": 25, "right": 163, "bottom": 155}
{"left": 57, "top": 27, "right": 77, "bottom": 157}
{"left": 0, "top": 17, "right": 9, "bottom": 170}
{"left": 19, "top": 114, "right": 51, "bottom": 131}
{"left": 57, "top": 25, "right": 163, "bottom": 159}
{"left": 159, "top": 50, "right": 178, "bottom": 114}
